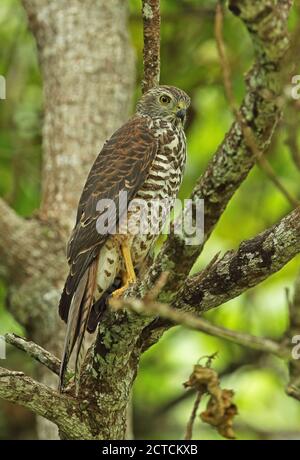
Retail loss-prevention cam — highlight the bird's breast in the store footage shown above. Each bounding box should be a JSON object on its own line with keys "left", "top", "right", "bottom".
{"left": 129, "top": 122, "right": 187, "bottom": 267}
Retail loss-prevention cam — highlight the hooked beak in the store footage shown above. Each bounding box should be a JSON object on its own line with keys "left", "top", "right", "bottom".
{"left": 176, "top": 108, "right": 186, "bottom": 123}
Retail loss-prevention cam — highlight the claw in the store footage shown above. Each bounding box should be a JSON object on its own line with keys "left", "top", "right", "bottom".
{"left": 111, "top": 282, "right": 132, "bottom": 298}
{"left": 112, "top": 239, "right": 136, "bottom": 298}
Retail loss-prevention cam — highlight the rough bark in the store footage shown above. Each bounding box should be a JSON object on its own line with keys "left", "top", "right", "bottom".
{"left": 140, "top": 206, "right": 300, "bottom": 350}
{"left": 141, "top": 0, "right": 160, "bottom": 93}
{"left": 5, "top": 333, "right": 63, "bottom": 377}
{"left": 1, "top": 0, "right": 134, "bottom": 439}
{"left": 0, "top": 366, "right": 100, "bottom": 439}
{"left": 179, "top": 206, "right": 300, "bottom": 314}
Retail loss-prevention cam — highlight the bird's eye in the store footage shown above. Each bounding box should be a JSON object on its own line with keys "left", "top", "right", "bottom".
{"left": 160, "top": 95, "right": 171, "bottom": 104}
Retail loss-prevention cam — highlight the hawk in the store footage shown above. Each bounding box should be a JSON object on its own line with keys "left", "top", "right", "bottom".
{"left": 58, "top": 85, "right": 190, "bottom": 391}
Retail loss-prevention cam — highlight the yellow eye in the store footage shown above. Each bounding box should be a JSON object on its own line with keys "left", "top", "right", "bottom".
{"left": 160, "top": 94, "right": 171, "bottom": 104}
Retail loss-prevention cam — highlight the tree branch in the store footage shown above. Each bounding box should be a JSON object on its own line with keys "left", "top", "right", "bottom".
{"left": 155, "top": 349, "right": 265, "bottom": 417}
{"left": 112, "top": 296, "right": 291, "bottom": 360}
{"left": 142, "top": 0, "right": 160, "bottom": 93}
{"left": 141, "top": 206, "right": 300, "bottom": 348}
{"left": 214, "top": 1, "right": 299, "bottom": 208}
{"left": 5, "top": 333, "right": 64, "bottom": 377}
{"left": 0, "top": 366, "right": 93, "bottom": 439}
{"left": 178, "top": 206, "right": 300, "bottom": 312}
{"left": 139, "top": 0, "right": 293, "bottom": 299}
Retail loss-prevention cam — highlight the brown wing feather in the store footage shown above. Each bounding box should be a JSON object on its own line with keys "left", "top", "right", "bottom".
{"left": 58, "top": 115, "right": 158, "bottom": 391}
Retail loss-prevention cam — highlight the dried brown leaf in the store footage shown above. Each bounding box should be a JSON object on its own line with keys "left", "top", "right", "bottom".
{"left": 184, "top": 363, "right": 238, "bottom": 440}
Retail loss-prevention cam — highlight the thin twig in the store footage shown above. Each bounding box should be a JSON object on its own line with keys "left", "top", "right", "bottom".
{"left": 285, "top": 126, "right": 300, "bottom": 172}
{"left": 215, "top": 2, "right": 299, "bottom": 208}
{"left": 184, "top": 391, "right": 202, "bottom": 440}
{"left": 141, "top": 0, "right": 161, "bottom": 93}
{"left": 215, "top": 3, "right": 237, "bottom": 112}
{"left": 111, "top": 296, "right": 291, "bottom": 361}
{"left": 184, "top": 363, "right": 237, "bottom": 439}
{"left": 144, "top": 271, "right": 169, "bottom": 302}
{"left": 155, "top": 349, "right": 264, "bottom": 417}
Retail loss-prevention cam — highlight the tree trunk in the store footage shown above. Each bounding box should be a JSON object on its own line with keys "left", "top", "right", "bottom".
{"left": 2, "top": 0, "right": 135, "bottom": 439}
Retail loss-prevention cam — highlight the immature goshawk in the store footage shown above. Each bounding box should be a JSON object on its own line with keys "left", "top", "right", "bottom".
{"left": 58, "top": 85, "right": 190, "bottom": 391}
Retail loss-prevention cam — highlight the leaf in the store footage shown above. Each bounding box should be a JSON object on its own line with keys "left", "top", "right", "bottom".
{"left": 184, "top": 363, "right": 238, "bottom": 440}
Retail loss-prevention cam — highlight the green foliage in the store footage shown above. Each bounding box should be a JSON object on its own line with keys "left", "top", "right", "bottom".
{"left": 0, "top": 0, "right": 42, "bottom": 216}
{"left": 0, "top": 0, "right": 300, "bottom": 440}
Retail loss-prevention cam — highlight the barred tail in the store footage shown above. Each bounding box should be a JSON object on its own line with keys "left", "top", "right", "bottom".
{"left": 58, "top": 257, "right": 99, "bottom": 393}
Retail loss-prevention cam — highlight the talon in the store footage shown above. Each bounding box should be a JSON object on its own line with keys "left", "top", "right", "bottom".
{"left": 112, "top": 239, "right": 136, "bottom": 298}
{"left": 112, "top": 282, "right": 131, "bottom": 299}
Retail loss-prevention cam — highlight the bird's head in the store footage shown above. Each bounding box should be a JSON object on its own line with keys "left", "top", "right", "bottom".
{"left": 136, "top": 85, "right": 191, "bottom": 127}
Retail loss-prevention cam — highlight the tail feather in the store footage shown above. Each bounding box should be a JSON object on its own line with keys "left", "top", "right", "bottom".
{"left": 74, "top": 259, "right": 98, "bottom": 392}
{"left": 58, "top": 270, "right": 88, "bottom": 392}
{"left": 58, "top": 257, "right": 99, "bottom": 393}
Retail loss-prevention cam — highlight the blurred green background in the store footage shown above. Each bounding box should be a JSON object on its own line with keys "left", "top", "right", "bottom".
{"left": 1, "top": 0, "right": 300, "bottom": 439}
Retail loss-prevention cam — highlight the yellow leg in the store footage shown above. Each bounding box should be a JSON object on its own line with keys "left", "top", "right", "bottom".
{"left": 121, "top": 240, "right": 136, "bottom": 284}
{"left": 112, "top": 240, "right": 136, "bottom": 298}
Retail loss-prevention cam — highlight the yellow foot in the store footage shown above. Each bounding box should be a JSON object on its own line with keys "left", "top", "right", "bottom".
{"left": 111, "top": 273, "right": 136, "bottom": 298}
{"left": 111, "top": 239, "right": 137, "bottom": 298}
{"left": 111, "top": 283, "right": 131, "bottom": 299}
